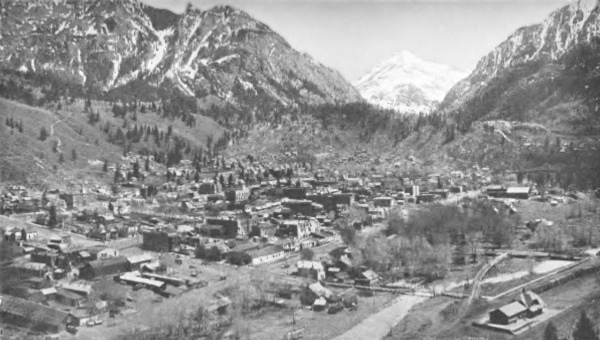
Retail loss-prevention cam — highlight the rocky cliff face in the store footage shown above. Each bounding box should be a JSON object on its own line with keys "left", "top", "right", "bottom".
{"left": 0, "top": 0, "right": 360, "bottom": 107}
{"left": 441, "top": 0, "right": 600, "bottom": 116}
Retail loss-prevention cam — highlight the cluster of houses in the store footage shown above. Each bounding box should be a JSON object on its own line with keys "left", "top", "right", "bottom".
{"left": 0, "top": 154, "right": 493, "bottom": 335}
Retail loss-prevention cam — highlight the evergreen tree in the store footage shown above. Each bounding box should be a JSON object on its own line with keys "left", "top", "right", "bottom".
{"left": 573, "top": 311, "right": 598, "bottom": 340}
{"left": 71, "top": 148, "right": 77, "bottom": 161}
{"left": 114, "top": 165, "right": 122, "bottom": 183}
{"left": 194, "top": 171, "right": 200, "bottom": 183}
{"left": 133, "top": 160, "right": 140, "bottom": 178}
{"left": 59, "top": 153, "right": 65, "bottom": 163}
{"left": 544, "top": 322, "right": 559, "bottom": 340}
{"left": 144, "top": 157, "right": 150, "bottom": 172}
{"left": 39, "top": 127, "right": 48, "bottom": 141}
{"left": 48, "top": 205, "right": 57, "bottom": 228}
{"left": 103, "top": 159, "right": 109, "bottom": 172}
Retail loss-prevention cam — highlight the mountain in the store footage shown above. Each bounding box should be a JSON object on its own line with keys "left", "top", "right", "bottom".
{"left": 0, "top": 0, "right": 360, "bottom": 108}
{"left": 440, "top": 0, "right": 600, "bottom": 134}
{"left": 354, "top": 51, "right": 467, "bottom": 114}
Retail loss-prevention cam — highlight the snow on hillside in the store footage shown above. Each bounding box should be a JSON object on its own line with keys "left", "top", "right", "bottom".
{"left": 354, "top": 51, "right": 468, "bottom": 114}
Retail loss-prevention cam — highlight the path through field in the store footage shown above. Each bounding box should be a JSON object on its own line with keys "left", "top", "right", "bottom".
{"left": 50, "top": 111, "right": 75, "bottom": 153}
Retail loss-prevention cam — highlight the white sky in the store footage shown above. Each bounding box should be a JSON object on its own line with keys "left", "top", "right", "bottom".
{"left": 140, "top": 0, "right": 569, "bottom": 81}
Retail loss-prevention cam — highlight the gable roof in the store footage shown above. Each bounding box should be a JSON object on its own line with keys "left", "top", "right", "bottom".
{"left": 497, "top": 301, "right": 527, "bottom": 317}
{"left": 361, "top": 270, "right": 380, "bottom": 281}
{"left": 0, "top": 295, "right": 70, "bottom": 327}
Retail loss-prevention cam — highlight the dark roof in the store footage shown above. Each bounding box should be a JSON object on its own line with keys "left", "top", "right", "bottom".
{"left": 56, "top": 288, "right": 85, "bottom": 301}
{"left": 0, "top": 295, "right": 70, "bottom": 327}
{"left": 82, "top": 256, "right": 129, "bottom": 277}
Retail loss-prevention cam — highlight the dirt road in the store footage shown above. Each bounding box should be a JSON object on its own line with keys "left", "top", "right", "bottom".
{"left": 331, "top": 294, "right": 427, "bottom": 340}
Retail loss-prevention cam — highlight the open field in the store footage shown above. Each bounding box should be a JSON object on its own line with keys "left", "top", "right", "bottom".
{"left": 243, "top": 289, "right": 396, "bottom": 340}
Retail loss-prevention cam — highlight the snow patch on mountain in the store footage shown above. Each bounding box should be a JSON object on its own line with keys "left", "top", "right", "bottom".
{"left": 355, "top": 51, "right": 468, "bottom": 114}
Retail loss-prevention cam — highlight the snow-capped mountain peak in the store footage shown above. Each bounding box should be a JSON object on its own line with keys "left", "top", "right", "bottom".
{"left": 354, "top": 51, "right": 468, "bottom": 114}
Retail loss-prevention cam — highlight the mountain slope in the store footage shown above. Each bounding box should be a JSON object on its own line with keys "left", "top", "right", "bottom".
{"left": 440, "top": 0, "right": 600, "bottom": 134}
{"left": 0, "top": 0, "right": 360, "bottom": 108}
{"left": 355, "top": 51, "right": 467, "bottom": 113}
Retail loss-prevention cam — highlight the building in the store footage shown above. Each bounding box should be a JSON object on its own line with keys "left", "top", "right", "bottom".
{"left": 505, "top": 187, "right": 531, "bottom": 200}
{"left": 333, "top": 193, "right": 354, "bottom": 206}
{"left": 225, "top": 188, "right": 250, "bottom": 203}
{"left": 373, "top": 197, "right": 396, "bottom": 208}
{"left": 85, "top": 246, "right": 119, "bottom": 260}
{"left": 278, "top": 219, "right": 318, "bottom": 239}
{"left": 199, "top": 182, "right": 219, "bottom": 194}
{"left": 354, "top": 270, "right": 380, "bottom": 286}
{"left": 486, "top": 186, "right": 506, "bottom": 198}
{"left": 251, "top": 222, "right": 278, "bottom": 238}
{"left": 59, "top": 283, "right": 92, "bottom": 299}
{"left": 79, "top": 256, "right": 130, "bottom": 280}
{"left": 142, "top": 231, "right": 181, "bottom": 252}
{"left": 297, "top": 260, "right": 325, "bottom": 281}
{"left": 55, "top": 288, "right": 86, "bottom": 307}
{"left": 282, "top": 199, "right": 318, "bottom": 216}
{"left": 282, "top": 187, "right": 307, "bottom": 199}
{"left": 204, "top": 218, "right": 242, "bottom": 238}
{"left": 489, "top": 301, "right": 528, "bottom": 325}
{"left": 0, "top": 295, "right": 73, "bottom": 333}
{"left": 247, "top": 245, "right": 285, "bottom": 265}
{"left": 126, "top": 253, "right": 154, "bottom": 270}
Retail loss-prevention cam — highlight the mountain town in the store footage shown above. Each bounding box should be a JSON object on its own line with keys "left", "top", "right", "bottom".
{"left": 1, "top": 0, "right": 600, "bottom": 340}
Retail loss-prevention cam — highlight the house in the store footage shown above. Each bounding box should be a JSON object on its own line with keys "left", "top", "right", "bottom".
{"left": 204, "top": 218, "right": 242, "bottom": 238}
{"left": 79, "top": 256, "right": 130, "bottom": 280}
{"left": 297, "top": 261, "right": 325, "bottom": 281}
{"left": 489, "top": 301, "right": 528, "bottom": 325}
{"left": 355, "top": 270, "right": 380, "bottom": 286}
{"left": 505, "top": 187, "right": 531, "bottom": 200}
{"left": 306, "top": 282, "right": 333, "bottom": 300}
{"left": 0, "top": 295, "right": 73, "bottom": 333}
{"left": 247, "top": 245, "right": 285, "bottom": 265}
{"left": 85, "top": 246, "right": 119, "bottom": 260}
